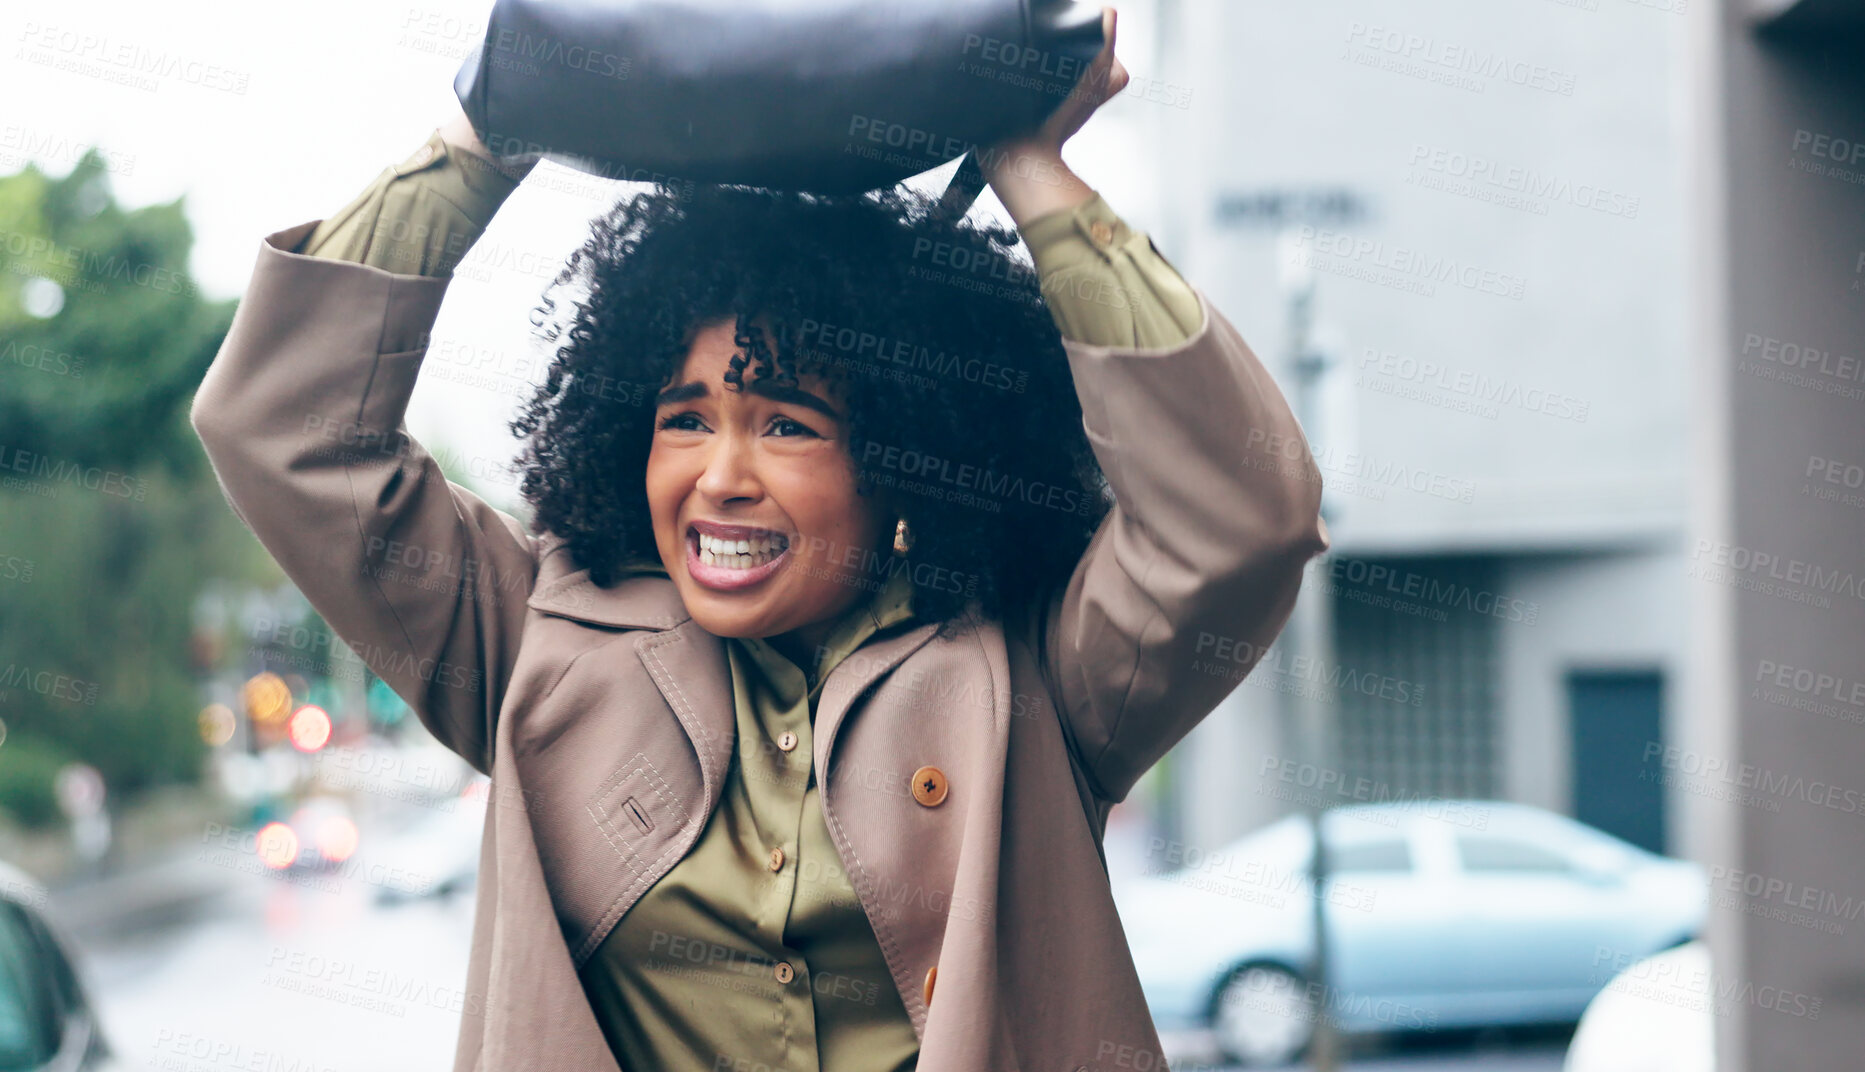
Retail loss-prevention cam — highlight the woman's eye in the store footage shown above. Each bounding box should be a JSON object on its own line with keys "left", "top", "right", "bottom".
{"left": 656, "top": 412, "right": 705, "bottom": 432}
{"left": 769, "top": 416, "right": 819, "bottom": 438}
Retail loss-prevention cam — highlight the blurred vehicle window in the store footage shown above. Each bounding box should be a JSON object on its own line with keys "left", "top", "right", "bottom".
{"left": 1328, "top": 838, "right": 1412, "bottom": 873}
{"left": 0, "top": 902, "right": 57, "bottom": 1071}
{"left": 1457, "top": 835, "right": 1573, "bottom": 873}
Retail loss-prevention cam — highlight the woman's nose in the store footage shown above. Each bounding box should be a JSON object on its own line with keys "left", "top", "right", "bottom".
{"left": 694, "top": 431, "right": 763, "bottom": 503}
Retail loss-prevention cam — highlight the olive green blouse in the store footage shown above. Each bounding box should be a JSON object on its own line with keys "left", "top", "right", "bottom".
{"left": 299, "top": 128, "right": 1202, "bottom": 1072}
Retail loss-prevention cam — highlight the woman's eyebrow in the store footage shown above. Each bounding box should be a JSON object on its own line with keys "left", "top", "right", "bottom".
{"left": 654, "top": 381, "right": 708, "bottom": 407}
{"left": 745, "top": 379, "right": 841, "bottom": 421}
{"left": 654, "top": 377, "right": 841, "bottom": 421}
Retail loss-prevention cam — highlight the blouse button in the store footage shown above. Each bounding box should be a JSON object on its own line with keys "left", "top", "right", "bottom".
{"left": 923, "top": 964, "right": 937, "bottom": 1005}
{"left": 774, "top": 961, "right": 795, "bottom": 984}
{"left": 777, "top": 731, "right": 798, "bottom": 752}
{"left": 768, "top": 846, "right": 785, "bottom": 872}
{"left": 911, "top": 766, "right": 948, "bottom": 807}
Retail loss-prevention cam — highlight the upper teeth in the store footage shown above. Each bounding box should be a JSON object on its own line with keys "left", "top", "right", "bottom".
{"left": 698, "top": 533, "right": 784, "bottom": 555}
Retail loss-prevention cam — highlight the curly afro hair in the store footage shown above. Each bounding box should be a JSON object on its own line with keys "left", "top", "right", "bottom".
{"left": 511, "top": 181, "right": 1112, "bottom": 639}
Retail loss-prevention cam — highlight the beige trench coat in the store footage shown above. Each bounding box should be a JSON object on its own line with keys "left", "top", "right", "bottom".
{"left": 189, "top": 221, "right": 1330, "bottom": 1072}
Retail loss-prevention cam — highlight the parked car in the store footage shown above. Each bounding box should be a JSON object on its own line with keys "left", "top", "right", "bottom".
{"left": 370, "top": 785, "right": 488, "bottom": 906}
{"left": 1562, "top": 939, "right": 1714, "bottom": 1072}
{"left": 1117, "top": 801, "right": 1705, "bottom": 1066}
{"left": 0, "top": 860, "right": 114, "bottom": 1070}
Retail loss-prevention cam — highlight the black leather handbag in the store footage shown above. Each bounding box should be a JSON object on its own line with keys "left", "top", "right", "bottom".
{"left": 452, "top": 0, "right": 1104, "bottom": 205}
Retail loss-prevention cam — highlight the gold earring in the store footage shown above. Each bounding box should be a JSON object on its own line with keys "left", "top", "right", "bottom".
{"left": 893, "top": 517, "right": 912, "bottom": 555}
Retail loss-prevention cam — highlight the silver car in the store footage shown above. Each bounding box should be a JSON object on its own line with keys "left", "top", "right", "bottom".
{"left": 1117, "top": 801, "right": 1706, "bottom": 1066}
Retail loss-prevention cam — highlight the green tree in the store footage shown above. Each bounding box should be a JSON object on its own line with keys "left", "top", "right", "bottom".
{"left": 0, "top": 149, "right": 264, "bottom": 826}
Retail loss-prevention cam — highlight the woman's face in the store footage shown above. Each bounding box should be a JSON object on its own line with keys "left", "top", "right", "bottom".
{"left": 646, "top": 318, "right": 891, "bottom": 645}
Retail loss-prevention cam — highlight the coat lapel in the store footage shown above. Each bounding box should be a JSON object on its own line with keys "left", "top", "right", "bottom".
{"left": 525, "top": 543, "right": 690, "bottom": 631}
{"left": 813, "top": 619, "right": 943, "bottom": 783}
{"left": 526, "top": 539, "right": 951, "bottom": 835}
{"left": 525, "top": 545, "right": 738, "bottom": 813}
{"left": 634, "top": 621, "right": 736, "bottom": 814}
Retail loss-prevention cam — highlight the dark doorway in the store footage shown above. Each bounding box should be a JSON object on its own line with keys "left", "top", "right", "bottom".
{"left": 1568, "top": 669, "right": 1666, "bottom": 854}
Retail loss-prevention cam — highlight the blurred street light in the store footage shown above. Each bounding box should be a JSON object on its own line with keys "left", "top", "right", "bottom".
{"left": 288, "top": 704, "right": 332, "bottom": 752}
{"left": 199, "top": 703, "right": 236, "bottom": 746}
{"left": 1277, "top": 222, "right": 1341, "bottom": 1072}
{"left": 242, "top": 671, "right": 292, "bottom": 725}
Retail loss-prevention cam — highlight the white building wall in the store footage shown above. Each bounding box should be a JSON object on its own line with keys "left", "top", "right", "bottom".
{"left": 1496, "top": 545, "right": 1692, "bottom": 821}
{"left": 1135, "top": 0, "right": 1691, "bottom": 553}
{"left": 1099, "top": 0, "right": 1697, "bottom": 834}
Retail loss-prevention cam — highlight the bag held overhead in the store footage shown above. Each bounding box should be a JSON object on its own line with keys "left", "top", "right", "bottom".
{"left": 453, "top": 0, "right": 1106, "bottom": 194}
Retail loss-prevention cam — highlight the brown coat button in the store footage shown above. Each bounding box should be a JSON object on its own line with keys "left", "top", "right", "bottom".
{"left": 777, "top": 731, "right": 798, "bottom": 752}
{"left": 768, "top": 847, "right": 785, "bottom": 872}
{"left": 910, "top": 766, "right": 948, "bottom": 807}
{"left": 1089, "top": 220, "right": 1115, "bottom": 245}
{"left": 923, "top": 965, "right": 937, "bottom": 1005}
{"left": 774, "top": 962, "right": 794, "bottom": 984}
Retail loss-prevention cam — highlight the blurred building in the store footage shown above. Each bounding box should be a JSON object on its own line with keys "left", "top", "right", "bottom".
{"left": 1107, "top": 0, "right": 1864, "bottom": 1065}
{"left": 1685, "top": 1, "right": 1865, "bottom": 1068}
{"left": 1123, "top": 0, "right": 1693, "bottom": 858}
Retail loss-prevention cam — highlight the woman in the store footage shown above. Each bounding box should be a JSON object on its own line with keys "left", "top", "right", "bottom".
{"left": 190, "top": 10, "right": 1328, "bottom": 1071}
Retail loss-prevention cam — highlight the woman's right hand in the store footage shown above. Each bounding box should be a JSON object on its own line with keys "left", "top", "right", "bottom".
{"left": 438, "top": 97, "right": 542, "bottom": 182}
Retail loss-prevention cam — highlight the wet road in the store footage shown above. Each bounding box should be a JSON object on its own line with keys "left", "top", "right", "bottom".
{"left": 64, "top": 800, "right": 483, "bottom": 1072}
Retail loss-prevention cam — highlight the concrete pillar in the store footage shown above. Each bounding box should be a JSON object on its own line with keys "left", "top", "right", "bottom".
{"left": 1688, "top": 3, "right": 1865, "bottom": 1068}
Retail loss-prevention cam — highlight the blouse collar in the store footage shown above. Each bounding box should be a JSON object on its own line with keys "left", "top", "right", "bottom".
{"left": 611, "top": 554, "right": 917, "bottom": 703}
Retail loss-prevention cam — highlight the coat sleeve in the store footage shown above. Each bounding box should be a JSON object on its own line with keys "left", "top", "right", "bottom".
{"left": 189, "top": 222, "right": 540, "bottom": 776}
{"left": 1032, "top": 287, "right": 1330, "bottom": 803}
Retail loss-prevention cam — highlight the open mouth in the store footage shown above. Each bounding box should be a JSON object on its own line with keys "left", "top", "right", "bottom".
{"left": 692, "top": 528, "right": 789, "bottom": 567}
{"left": 685, "top": 525, "right": 793, "bottom": 590}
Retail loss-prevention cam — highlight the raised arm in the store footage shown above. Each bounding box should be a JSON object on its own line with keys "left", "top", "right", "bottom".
{"left": 985, "top": 8, "right": 1330, "bottom": 803}
{"left": 189, "top": 110, "right": 540, "bottom": 775}
{"left": 1028, "top": 281, "right": 1329, "bottom": 802}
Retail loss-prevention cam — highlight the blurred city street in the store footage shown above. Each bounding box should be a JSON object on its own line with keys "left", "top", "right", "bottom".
{"left": 48, "top": 797, "right": 481, "bottom": 1072}
{"left": 45, "top": 799, "right": 1572, "bottom": 1072}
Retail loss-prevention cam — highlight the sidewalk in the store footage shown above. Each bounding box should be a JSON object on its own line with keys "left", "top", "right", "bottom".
{"left": 23, "top": 783, "right": 245, "bottom": 944}
{"left": 43, "top": 843, "right": 243, "bottom": 944}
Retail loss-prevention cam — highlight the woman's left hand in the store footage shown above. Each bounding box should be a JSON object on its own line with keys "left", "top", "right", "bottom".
{"left": 1023, "top": 6, "right": 1129, "bottom": 158}
{"left": 981, "top": 5, "right": 1127, "bottom": 225}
